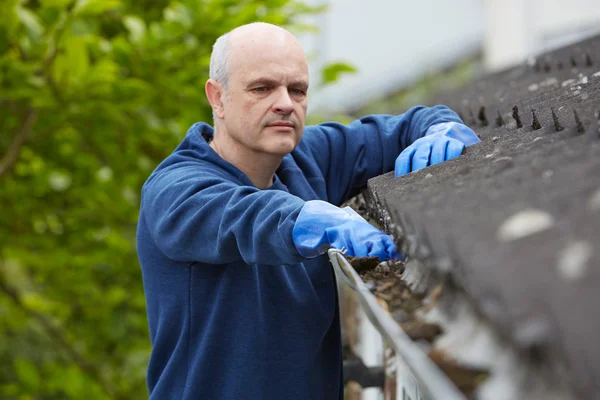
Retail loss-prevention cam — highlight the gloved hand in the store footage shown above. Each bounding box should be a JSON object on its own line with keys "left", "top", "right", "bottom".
{"left": 394, "top": 122, "right": 480, "bottom": 177}
{"left": 292, "top": 200, "right": 400, "bottom": 260}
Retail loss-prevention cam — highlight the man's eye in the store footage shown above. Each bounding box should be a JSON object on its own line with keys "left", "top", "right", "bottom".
{"left": 253, "top": 87, "right": 267, "bottom": 92}
{"left": 290, "top": 88, "right": 306, "bottom": 96}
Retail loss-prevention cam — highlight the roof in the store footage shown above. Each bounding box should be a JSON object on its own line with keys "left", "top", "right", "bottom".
{"left": 366, "top": 33, "right": 600, "bottom": 398}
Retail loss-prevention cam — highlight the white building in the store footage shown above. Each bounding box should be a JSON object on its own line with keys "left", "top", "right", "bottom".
{"left": 300, "top": 0, "right": 600, "bottom": 115}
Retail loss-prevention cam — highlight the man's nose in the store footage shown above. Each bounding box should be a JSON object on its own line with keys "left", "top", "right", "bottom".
{"left": 272, "top": 87, "right": 294, "bottom": 114}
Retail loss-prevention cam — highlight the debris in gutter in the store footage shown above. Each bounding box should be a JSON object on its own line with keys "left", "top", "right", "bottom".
{"left": 348, "top": 255, "right": 491, "bottom": 396}
{"left": 345, "top": 256, "right": 382, "bottom": 275}
{"left": 429, "top": 349, "right": 489, "bottom": 397}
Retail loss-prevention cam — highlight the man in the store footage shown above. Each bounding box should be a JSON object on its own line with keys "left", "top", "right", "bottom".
{"left": 136, "top": 22, "right": 480, "bottom": 399}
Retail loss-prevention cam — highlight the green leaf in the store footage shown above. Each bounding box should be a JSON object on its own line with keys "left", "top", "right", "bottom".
{"left": 73, "top": 0, "right": 120, "bottom": 16}
{"left": 86, "top": 59, "right": 118, "bottom": 85}
{"left": 14, "top": 359, "right": 40, "bottom": 391}
{"left": 61, "top": 365, "right": 86, "bottom": 397}
{"left": 123, "top": 16, "right": 146, "bottom": 44}
{"left": 1, "top": 258, "right": 33, "bottom": 292}
{"left": 52, "top": 35, "right": 89, "bottom": 87}
{"left": 16, "top": 6, "right": 44, "bottom": 41}
{"left": 40, "top": 0, "right": 73, "bottom": 8}
{"left": 320, "top": 61, "right": 358, "bottom": 85}
{"left": 0, "top": 0, "right": 20, "bottom": 39}
{"left": 21, "top": 292, "right": 56, "bottom": 314}
{"left": 163, "top": 2, "right": 193, "bottom": 28}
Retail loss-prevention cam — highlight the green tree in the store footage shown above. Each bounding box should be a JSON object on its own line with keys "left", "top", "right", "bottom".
{"left": 0, "top": 0, "right": 325, "bottom": 398}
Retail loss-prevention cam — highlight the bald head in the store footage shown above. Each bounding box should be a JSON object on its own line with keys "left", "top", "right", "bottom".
{"left": 209, "top": 22, "right": 307, "bottom": 91}
{"left": 229, "top": 22, "right": 298, "bottom": 43}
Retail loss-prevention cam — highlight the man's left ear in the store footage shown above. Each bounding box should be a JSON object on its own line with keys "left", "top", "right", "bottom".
{"left": 205, "top": 79, "right": 226, "bottom": 119}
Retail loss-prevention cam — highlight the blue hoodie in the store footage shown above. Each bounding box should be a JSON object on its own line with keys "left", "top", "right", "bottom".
{"left": 136, "top": 106, "right": 461, "bottom": 399}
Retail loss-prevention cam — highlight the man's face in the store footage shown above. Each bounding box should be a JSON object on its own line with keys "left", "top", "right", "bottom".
{"left": 220, "top": 37, "right": 308, "bottom": 157}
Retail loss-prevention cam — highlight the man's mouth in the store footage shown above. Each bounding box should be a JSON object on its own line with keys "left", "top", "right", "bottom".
{"left": 267, "top": 121, "right": 295, "bottom": 128}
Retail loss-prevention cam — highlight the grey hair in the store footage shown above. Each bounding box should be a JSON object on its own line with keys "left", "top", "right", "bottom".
{"left": 209, "top": 32, "right": 231, "bottom": 91}
{"left": 209, "top": 30, "right": 233, "bottom": 125}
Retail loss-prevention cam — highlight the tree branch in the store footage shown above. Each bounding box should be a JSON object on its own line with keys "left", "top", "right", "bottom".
{"left": 0, "top": 10, "right": 73, "bottom": 179}
{"left": 0, "top": 109, "right": 38, "bottom": 178}
{"left": 0, "top": 274, "right": 116, "bottom": 397}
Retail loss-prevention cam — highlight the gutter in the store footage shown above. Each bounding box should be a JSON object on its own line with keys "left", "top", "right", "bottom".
{"left": 328, "top": 249, "right": 466, "bottom": 400}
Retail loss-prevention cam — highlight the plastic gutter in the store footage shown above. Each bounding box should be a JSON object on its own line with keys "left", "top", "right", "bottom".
{"left": 328, "top": 249, "right": 466, "bottom": 400}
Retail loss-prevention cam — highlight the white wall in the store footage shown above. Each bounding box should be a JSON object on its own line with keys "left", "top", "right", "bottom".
{"left": 299, "top": 0, "right": 600, "bottom": 115}
{"left": 484, "top": 0, "right": 600, "bottom": 71}
{"left": 299, "top": 0, "right": 485, "bottom": 114}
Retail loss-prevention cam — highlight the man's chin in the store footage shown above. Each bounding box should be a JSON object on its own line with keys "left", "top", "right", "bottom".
{"left": 266, "top": 140, "right": 298, "bottom": 156}
{"left": 259, "top": 128, "right": 302, "bottom": 155}
{"left": 269, "top": 147, "right": 295, "bottom": 156}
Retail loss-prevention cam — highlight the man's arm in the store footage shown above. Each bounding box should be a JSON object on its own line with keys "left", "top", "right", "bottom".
{"left": 140, "top": 164, "right": 306, "bottom": 265}
{"left": 140, "top": 162, "right": 398, "bottom": 265}
{"left": 296, "top": 105, "right": 463, "bottom": 206}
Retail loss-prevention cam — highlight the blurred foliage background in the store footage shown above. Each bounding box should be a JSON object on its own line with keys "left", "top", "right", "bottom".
{"left": 0, "top": 0, "right": 339, "bottom": 398}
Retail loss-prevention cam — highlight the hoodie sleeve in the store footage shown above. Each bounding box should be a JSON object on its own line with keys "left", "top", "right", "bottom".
{"left": 298, "top": 105, "right": 462, "bottom": 205}
{"left": 140, "top": 162, "right": 306, "bottom": 265}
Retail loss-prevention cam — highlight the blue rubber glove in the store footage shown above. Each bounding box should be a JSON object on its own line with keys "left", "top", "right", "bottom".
{"left": 394, "top": 122, "right": 480, "bottom": 177}
{"left": 292, "top": 200, "right": 400, "bottom": 260}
